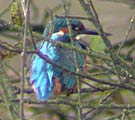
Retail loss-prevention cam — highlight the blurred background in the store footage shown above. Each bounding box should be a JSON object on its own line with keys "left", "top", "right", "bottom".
{"left": 0, "top": 0, "right": 135, "bottom": 120}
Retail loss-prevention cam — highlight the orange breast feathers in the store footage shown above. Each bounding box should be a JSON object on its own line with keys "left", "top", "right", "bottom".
{"left": 59, "top": 28, "right": 69, "bottom": 34}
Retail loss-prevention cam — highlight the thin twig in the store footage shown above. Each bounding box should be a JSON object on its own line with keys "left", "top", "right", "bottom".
{"left": 55, "top": 14, "right": 94, "bottom": 21}
{"left": 105, "top": 109, "right": 135, "bottom": 120}
{"left": 0, "top": 61, "right": 19, "bottom": 119}
{"left": 61, "top": 0, "right": 83, "bottom": 119}
{"left": 79, "top": 0, "right": 124, "bottom": 84}
{"left": 20, "top": 0, "right": 30, "bottom": 120}
{"left": 36, "top": 51, "right": 135, "bottom": 94}
{"left": 117, "top": 16, "right": 135, "bottom": 55}
{"left": 82, "top": 103, "right": 135, "bottom": 110}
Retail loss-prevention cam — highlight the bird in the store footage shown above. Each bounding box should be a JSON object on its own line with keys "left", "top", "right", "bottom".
{"left": 30, "top": 17, "right": 111, "bottom": 100}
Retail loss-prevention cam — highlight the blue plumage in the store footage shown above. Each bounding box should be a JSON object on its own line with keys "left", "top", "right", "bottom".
{"left": 30, "top": 42, "right": 54, "bottom": 100}
{"left": 30, "top": 17, "right": 102, "bottom": 100}
{"left": 30, "top": 33, "right": 84, "bottom": 100}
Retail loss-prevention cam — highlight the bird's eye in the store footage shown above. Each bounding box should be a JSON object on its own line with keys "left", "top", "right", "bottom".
{"left": 72, "top": 25, "right": 80, "bottom": 31}
{"left": 72, "top": 24, "right": 83, "bottom": 31}
{"left": 74, "top": 27, "right": 79, "bottom": 31}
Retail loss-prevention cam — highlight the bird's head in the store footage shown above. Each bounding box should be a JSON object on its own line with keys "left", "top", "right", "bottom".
{"left": 43, "top": 17, "right": 111, "bottom": 38}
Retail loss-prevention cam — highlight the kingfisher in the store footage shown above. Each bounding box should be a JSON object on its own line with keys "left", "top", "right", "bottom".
{"left": 30, "top": 17, "right": 111, "bottom": 100}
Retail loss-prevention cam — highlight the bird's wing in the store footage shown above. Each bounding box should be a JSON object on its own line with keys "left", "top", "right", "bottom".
{"left": 30, "top": 42, "right": 60, "bottom": 100}
{"left": 53, "top": 37, "right": 85, "bottom": 90}
{"left": 30, "top": 33, "right": 66, "bottom": 100}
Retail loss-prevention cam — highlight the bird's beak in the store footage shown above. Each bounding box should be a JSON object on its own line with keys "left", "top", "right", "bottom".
{"left": 79, "top": 28, "right": 112, "bottom": 36}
